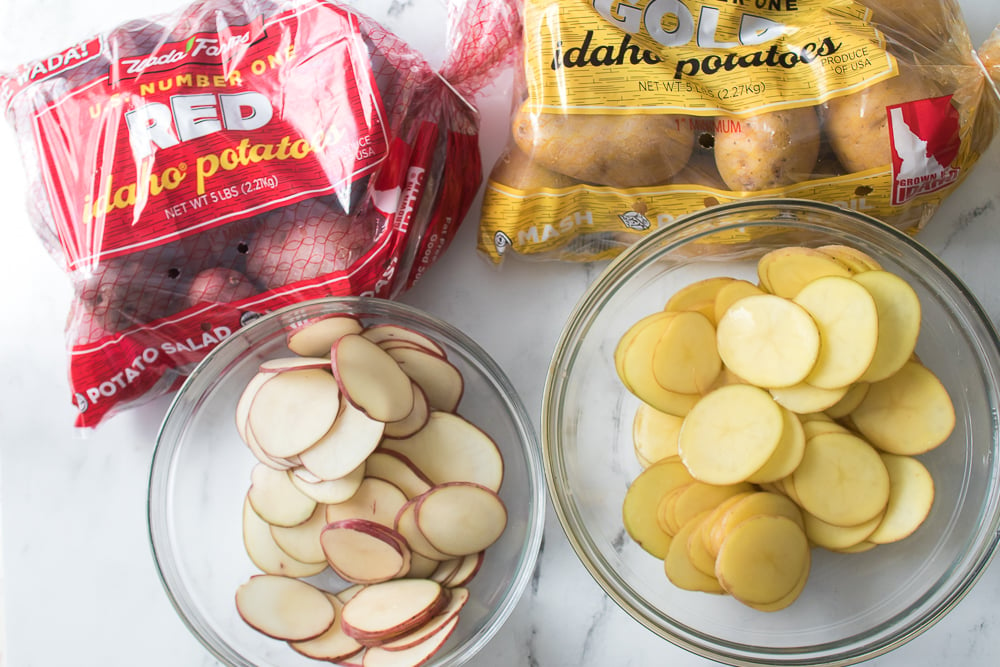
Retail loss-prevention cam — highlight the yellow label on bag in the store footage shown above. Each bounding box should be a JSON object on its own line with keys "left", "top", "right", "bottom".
{"left": 524, "top": 0, "right": 895, "bottom": 116}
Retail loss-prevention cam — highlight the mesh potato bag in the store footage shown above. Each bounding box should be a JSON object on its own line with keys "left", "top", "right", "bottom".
{"left": 0, "top": 0, "right": 520, "bottom": 426}
{"left": 478, "top": 0, "right": 1000, "bottom": 264}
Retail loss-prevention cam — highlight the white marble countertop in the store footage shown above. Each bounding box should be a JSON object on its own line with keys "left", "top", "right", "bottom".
{"left": 2, "top": 1, "right": 1000, "bottom": 665}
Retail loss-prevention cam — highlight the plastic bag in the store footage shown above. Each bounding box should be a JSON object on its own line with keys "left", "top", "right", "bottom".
{"left": 0, "top": 0, "right": 520, "bottom": 427}
{"left": 478, "top": 0, "right": 1000, "bottom": 264}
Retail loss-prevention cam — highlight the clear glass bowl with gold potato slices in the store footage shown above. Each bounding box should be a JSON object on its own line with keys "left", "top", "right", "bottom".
{"left": 542, "top": 199, "right": 1000, "bottom": 665}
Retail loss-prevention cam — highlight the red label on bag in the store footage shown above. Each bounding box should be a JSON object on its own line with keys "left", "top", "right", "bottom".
{"left": 888, "top": 95, "right": 962, "bottom": 206}
{"left": 24, "top": 2, "right": 388, "bottom": 271}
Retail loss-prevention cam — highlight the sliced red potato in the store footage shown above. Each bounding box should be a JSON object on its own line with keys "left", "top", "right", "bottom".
{"left": 259, "top": 356, "right": 333, "bottom": 373}
{"left": 333, "top": 333, "right": 415, "bottom": 423}
{"left": 269, "top": 503, "right": 330, "bottom": 565}
{"left": 236, "top": 371, "right": 271, "bottom": 443}
{"left": 385, "top": 346, "right": 464, "bottom": 413}
{"left": 395, "top": 500, "right": 453, "bottom": 561}
{"left": 235, "top": 574, "right": 336, "bottom": 642}
{"left": 326, "top": 476, "right": 410, "bottom": 528}
{"left": 286, "top": 314, "right": 364, "bottom": 357}
{"left": 247, "top": 462, "right": 318, "bottom": 528}
{"left": 383, "top": 383, "right": 431, "bottom": 439}
{"left": 413, "top": 482, "right": 508, "bottom": 557}
{"left": 380, "top": 411, "right": 503, "bottom": 492}
{"left": 289, "top": 461, "right": 366, "bottom": 504}
{"left": 288, "top": 592, "right": 364, "bottom": 662}
{"left": 364, "top": 451, "right": 434, "bottom": 499}
{"left": 361, "top": 615, "right": 459, "bottom": 666}
{"left": 376, "top": 587, "right": 469, "bottom": 652}
{"left": 362, "top": 323, "right": 447, "bottom": 358}
{"left": 446, "top": 551, "right": 485, "bottom": 587}
{"left": 248, "top": 368, "right": 342, "bottom": 458}
{"left": 407, "top": 552, "right": 441, "bottom": 580}
{"left": 337, "top": 583, "right": 366, "bottom": 604}
{"left": 298, "top": 401, "right": 386, "bottom": 481}
{"left": 242, "top": 497, "right": 328, "bottom": 577}
{"left": 321, "top": 519, "right": 412, "bottom": 584}
{"left": 340, "top": 578, "right": 449, "bottom": 645}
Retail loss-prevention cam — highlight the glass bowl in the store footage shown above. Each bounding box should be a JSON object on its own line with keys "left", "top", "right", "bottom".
{"left": 149, "top": 296, "right": 545, "bottom": 666}
{"left": 542, "top": 198, "right": 1000, "bottom": 665}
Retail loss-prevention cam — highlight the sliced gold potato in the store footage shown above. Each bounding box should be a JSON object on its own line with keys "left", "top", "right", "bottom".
{"left": 672, "top": 481, "right": 755, "bottom": 532}
{"left": 656, "top": 483, "right": 691, "bottom": 536}
{"left": 664, "top": 510, "right": 724, "bottom": 593}
{"left": 758, "top": 246, "right": 852, "bottom": 298}
{"left": 803, "top": 509, "right": 883, "bottom": 551}
{"left": 715, "top": 515, "right": 810, "bottom": 605}
{"left": 746, "top": 407, "right": 806, "bottom": 484}
{"left": 850, "top": 360, "right": 955, "bottom": 455}
{"left": 617, "top": 312, "right": 701, "bottom": 416}
{"left": 699, "top": 491, "right": 755, "bottom": 556}
{"left": 688, "top": 513, "right": 722, "bottom": 577}
{"left": 651, "top": 311, "right": 721, "bottom": 395}
{"left": 713, "top": 279, "right": 766, "bottom": 324}
{"left": 665, "top": 276, "right": 736, "bottom": 324}
{"left": 632, "top": 403, "right": 683, "bottom": 468}
{"left": 816, "top": 244, "right": 882, "bottom": 274}
{"left": 792, "top": 432, "right": 890, "bottom": 526}
{"left": 854, "top": 270, "right": 921, "bottom": 382}
{"left": 824, "top": 382, "right": 870, "bottom": 419}
{"left": 868, "top": 453, "right": 935, "bottom": 544}
{"left": 716, "top": 294, "right": 820, "bottom": 388}
{"left": 622, "top": 458, "right": 694, "bottom": 558}
{"left": 615, "top": 311, "right": 675, "bottom": 388}
{"left": 793, "top": 275, "right": 879, "bottom": 389}
{"left": 678, "top": 384, "right": 784, "bottom": 485}
{"left": 709, "top": 491, "right": 804, "bottom": 557}
{"left": 744, "top": 565, "right": 809, "bottom": 612}
{"left": 769, "top": 382, "right": 848, "bottom": 414}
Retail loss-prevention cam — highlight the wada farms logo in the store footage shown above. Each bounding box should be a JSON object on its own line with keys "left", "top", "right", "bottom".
{"left": 888, "top": 95, "right": 962, "bottom": 206}
{"left": 116, "top": 16, "right": 266, "bottom": 79}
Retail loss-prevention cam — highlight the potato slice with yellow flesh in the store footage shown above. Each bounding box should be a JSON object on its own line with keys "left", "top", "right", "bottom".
{"left": 715, "top": 515, "right": 810, "bottom": 605}
{"left": 688, "top": 513, "right": 723, "bottom": 577}
{"left": 632, "top": 403, "right": 683, "bottom": 468}
{"left": 868, "top": 453, "right": 935, "bottom": 544}
{"left": 651, "top": 311, "right": 721, "bottom": 395}
{"left": 816, "top": 244, "right": 882, "bottom": 274}
{"left": 850, "top": 360, "right": 955, "bottom": 455}
{"left": 792, "top": 432, "right": 890, "bottom": 526}
{"left": 854, "top": 270, "right": 921, "bottom": 382}
{"left": 824, "top": 381, "right": 870, "bottom": 418}
{"left": 622, "top": 458, "right": 694, "bottom": 558}
{"left": 665, "top": 276, "right": 736, "bottom": 324}
{"left": 617, "top": 312, "right": 701, "bottom": 416}
{"left": 803, "top": 509, "right": 884, "bottom": 551}
{"left": 664, "top": 510, "right": 724, "bottom": 593}
{"left": 678, "top": 384, "right": 784, "bottom": 485}
{"left": 713, "top": 279, "right": 766, "bottom": 324}
{"left": 615, "top": 311, "right": 674, "bottom": 388}
{"left": 656, "top": 483, "right": 690, "bottom": 536}
{"left": 672, "top": 481, "right": 755, "bottom": 533}
{"left": 793, "top": 275, "right": 879, "bottom": 389}
{"left": 758, "top": 246, "right": 852, "bottom": 298}
{"left": 746, "top": 407, "right": 806, "bottom": 484}
{"left": 708, "top": 491, "right": 803, "bottom": 558}
{"left": 835, "top": 540, "right": 877, "bottom": 554}
{"left": 716, "top": 294, "right": 820, "bottom": 388}
{"left": 699, "top": 491, "right": 755, "bottom": 555}
{"left": 744, "top": 565, "right": 809, "bottom": 612}
{"left": 769, "top": 382, "right": 848, "bottom": 414}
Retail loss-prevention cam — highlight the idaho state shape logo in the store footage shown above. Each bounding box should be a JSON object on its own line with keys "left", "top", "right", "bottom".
{"left": 887, "top": 95, "right": 962, "bottom": 206}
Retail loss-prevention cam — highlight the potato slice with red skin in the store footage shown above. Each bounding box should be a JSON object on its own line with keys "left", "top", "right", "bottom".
{"left": 258, "top": 356, "right": 332, "bottom": 373}
{"left": 376, "top": 587, "right": 469, "bottom": 652}
{"left": 678, "top": 384, "right": 784, "bottom": 485}
{"left": 414, "top": 482, "right": 508, "bottom": 557}
{"left": 340, "top": 579, "right": 449, "bottom": 645}
{"left": 380, "top": 411, "right": 503, "bottom": 492}
{"left": 289, "top": 461, "right": 366, "bottom": 505}
{"left": 236, "top": 575, "right": 336, "bottom": 642}
{"left": 716, "top": 294, "right": 820, "bottom": 389}
{"left": 363, "top": 450, "right": 434, "bottom": 500}
{"left": 298, "top": 400, "right": 385, "bottom": 481}
{"left": 361, "top": 615, "right": 459, "bottom": 667}
{"left": 247, "top": 463, "right": 318, "bottom": 528}
{"left": 286, "top": 314, "right": 364, "bottom": 358}
{"left": 332, "top": 333, "right": 415, "bottom": 423}
{"left": 288, "top": 592, "right": 364, "bottom": 662}
{"left": 320, "top": 519, "right": 412, "bottom": 584}
{"left": 394, "top": 499, "right": 453, "bottom": 561}
{"left": 362, "top": 323, "right": 448, "bottom": 358}
{"left": 850, "top": 360, "right": 955, "bottom": 455}
{"left": 242, "top": 497, "right": 328, "bottom": 577}
{"left": 270, "top": 503, "right": 330, "bottom": 565}
{"left": 386, "top": 346, "right": 464, "bottom": 413}
{"left": 383, "top": 382, "right": 431, "bottom": 439}
{"left": 248, "top": 368, "right": 342, "bottom": 458}
{"left": 325, "top": 476, "right": 410, "bottom": 529}
{"left": 793, "top": 275, "right": 879, "bottom": 389}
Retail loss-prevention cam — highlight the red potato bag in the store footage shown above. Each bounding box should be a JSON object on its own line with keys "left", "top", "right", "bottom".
{"left": 1, "top": 0, "right": 520, "bottom": 427}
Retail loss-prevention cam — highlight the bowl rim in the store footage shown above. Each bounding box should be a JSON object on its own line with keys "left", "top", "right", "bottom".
{"left": 147, "top": 295, "right": 547, "bottom": 667}
{"left": 541, "top": 198, "right": 1000, "bottom": 666}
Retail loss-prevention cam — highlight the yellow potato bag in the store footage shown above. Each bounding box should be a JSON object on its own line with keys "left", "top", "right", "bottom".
{"left": 478, "top": 0, "right": 1000, "bottom": 264}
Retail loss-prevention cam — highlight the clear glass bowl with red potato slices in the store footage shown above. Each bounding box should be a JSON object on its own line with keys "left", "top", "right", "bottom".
{"left": 542, "top": 198, "right": 1000, "bottom": 665}
{"left": 149, "top": 297, "right": 544, "bottom": 667}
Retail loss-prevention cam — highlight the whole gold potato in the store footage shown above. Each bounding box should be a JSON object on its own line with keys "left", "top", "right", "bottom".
{"left": 823, "top": 67, "right": 941, "bottom": 173}
{"left": 489, "top": 143, "right": 579, "bottom": 190}
{"left": 512, "top": 102, "right": 695, "bottom": 188}
{"left": 713, "top": 107, "right": 821, "bottom": 192}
